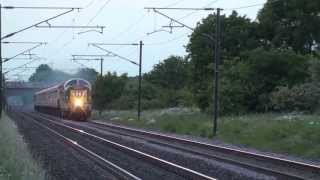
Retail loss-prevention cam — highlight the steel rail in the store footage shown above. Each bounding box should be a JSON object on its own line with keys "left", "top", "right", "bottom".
{"left": 19, "top": 113, "right": 141, "bottom": 180}
{"left": 30, "top": 113, "right": 217, "bottom": 180}
{"left": 37, "top": 112, "right": 319, "bottom": 179}
{"left": 89, "top": 121, "right": 320, "bottom": 180}
{"left": 86, "top": 122, "right": 302, "bottom": 179}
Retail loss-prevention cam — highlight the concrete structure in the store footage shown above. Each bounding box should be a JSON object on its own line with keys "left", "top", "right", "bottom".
{"left": 4, "top": 81, "right": 51, "bottom": 109}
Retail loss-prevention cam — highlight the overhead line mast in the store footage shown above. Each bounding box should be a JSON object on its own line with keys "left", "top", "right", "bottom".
{"left": 88, "top": 42, "right": 144, "bottom": 121}
{"left": 144, "top": 7, "right": 223, "bottom": 137}
{"left": 71, "top": 54, "right": 115, "bottom": 77}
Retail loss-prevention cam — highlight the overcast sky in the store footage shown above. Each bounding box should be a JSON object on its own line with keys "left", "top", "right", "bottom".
{"left": 1, "top": 0, "right": 266, "bottom": 81}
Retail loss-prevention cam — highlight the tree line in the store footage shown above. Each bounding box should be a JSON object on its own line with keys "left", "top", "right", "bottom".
{"left": 29, "top": 0, "right": 320, "bottom": 115}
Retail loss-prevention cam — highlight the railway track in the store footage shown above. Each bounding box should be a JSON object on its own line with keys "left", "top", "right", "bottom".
{"left": 22, "top": 112, "right": 217, "bottom": 180}
{"left": 87, "top": 120, "right": 320, "bottom": 180}
{"left": 16, "top": 112, "right": 141, "bottom": 180}
{"left": 28, "top": 112, "right": 320, "bottom": 179}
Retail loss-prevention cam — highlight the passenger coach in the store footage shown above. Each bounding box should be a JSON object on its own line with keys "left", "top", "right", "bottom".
{"left": 34, "top": 78, "right": 92, "bottom": 121}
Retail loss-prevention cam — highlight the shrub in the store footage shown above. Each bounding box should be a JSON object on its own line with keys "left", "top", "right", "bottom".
{"left": 203, "top": 49, "right": 310, "bottom": 115}
{"left": 271, "top": 83, "right": 320, "bottom": 112}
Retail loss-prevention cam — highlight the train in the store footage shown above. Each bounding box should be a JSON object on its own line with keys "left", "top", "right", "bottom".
{"left": 34, "top": 78, "right": 92, "bottom": 121}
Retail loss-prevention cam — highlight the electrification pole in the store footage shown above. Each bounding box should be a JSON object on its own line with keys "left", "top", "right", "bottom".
{"left": 213, "top": 8, "right": 221, "bottom": 136}
{"left": 88, "top": 43, "right": 143, "bottom": 121}
{"left": 100, "top": 58, "right": 103, "bottom": 77}
{"left": 0, "top": 4, "right": 2, "bottom": 117}
{"left": 138, "top": 41, "right": 143, "bottom": 121}
{"left": 144, "top": 7, "right": 222, "bottom": 137}
{"left": 71, "top": 54, "right": 114, "bottom": 77}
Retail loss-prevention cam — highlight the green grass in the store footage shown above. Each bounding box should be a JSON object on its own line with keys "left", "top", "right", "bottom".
{"left": 93, "top": 109, "right": 320, "bottom": 159}
{"left": 0, "top": 112, "right": 45, "bottom": 180}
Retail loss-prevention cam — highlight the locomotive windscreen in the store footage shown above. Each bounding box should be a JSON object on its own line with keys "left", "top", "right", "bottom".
{"left": 70, "top": 89, "right": 87, "bottom": 97}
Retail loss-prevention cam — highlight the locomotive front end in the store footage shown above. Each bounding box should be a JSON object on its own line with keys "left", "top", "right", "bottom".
{"left": 70, "top": 89, "right": 90, "bottom": 114}
{"left": 63, "top": 79, "right": 92, "bottom": 121}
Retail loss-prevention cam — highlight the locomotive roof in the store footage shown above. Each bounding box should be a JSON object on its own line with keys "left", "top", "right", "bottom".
{"left": 34, "top": 78, "right": 91, "bottom": 95}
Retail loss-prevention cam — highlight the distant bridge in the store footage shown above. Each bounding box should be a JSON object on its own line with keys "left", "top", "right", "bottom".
{"left": 5, "top": 81, "right": 51, "bottom": 90}
{"left": 4, "top": 81, "right": 52, "bottom": 107}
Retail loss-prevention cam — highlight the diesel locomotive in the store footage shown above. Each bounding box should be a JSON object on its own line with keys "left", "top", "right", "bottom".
{"left": 34, "top": 78, "right": 92, "bottom": 121}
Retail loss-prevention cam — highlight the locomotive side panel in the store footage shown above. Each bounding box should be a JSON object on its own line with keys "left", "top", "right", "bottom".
{"left": 34, "top": 85, "right": 62, "bottom": 116}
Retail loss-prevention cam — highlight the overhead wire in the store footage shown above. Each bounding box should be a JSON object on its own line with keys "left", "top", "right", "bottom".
{"left": 146, "top": 0, "right": 267, "bottom": 47}
{"left": 87, "top": 0, "right": 218, "bottom": 61}
{"left": 86, "top": 0, "right": 112, "bottom": 25}
{"left": 115, "top": 0, "right": 220, "bottom": 69}
{"left": 66, "top": 0, "right": 113, "bottom": 69}
{"left": 224, "top": 0, "right": 282, "bottom": 11}
{"left": 224, "top": 3, "right": 265, "bottom": 11}
{"left": 163, "top": 0, "right": 187, "bottom": 8}
{"left": 45, "top": 12, "right": 81, "bottom": 64}
{"left": 54, "top": 0, "right": 268, "bottom": 74}
{"left": 46, "top": 7, "right": 81, "bottom": 45}
{"left": 45, "top": 6, "right": 85, "bottom": 60}
{"left": 178, "top": 0, "right": 220, "bottom": 21}
{"left": 94, "top": 0, "right": 187, "bottom": 55}
{"left": 48, "top": 0, "right": 111, "bottom": 66}
{"left": 137, "top": 0, "right": 220, "bottom": 46}
{"left": 84, "top": 0, "right": 96, "bottom": 8}
{"left": 145, "top": 32, "right": 189, "bottom": 46}
{"left": 109, "top": 12, "right": 148, "bottom": 41}
{"left": 99, "top": 0, "right": 219, "bottom": 63}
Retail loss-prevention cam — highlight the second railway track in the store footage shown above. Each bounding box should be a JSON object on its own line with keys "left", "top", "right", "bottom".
{"left": 87, "top": 120, "right": 320, "bottom": 180}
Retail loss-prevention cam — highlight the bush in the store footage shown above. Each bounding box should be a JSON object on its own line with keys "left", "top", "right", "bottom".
{"left": 0, "top": 114, "right": 45, "bottom": 180}
{"left": 271, "top": 83, "right": 320, "bottom": 112}
{"left": 92, "top": 72, "right": 128, "bottom": 111}
{"left": 210, "top": 49, "right": 310, "bottom": 115}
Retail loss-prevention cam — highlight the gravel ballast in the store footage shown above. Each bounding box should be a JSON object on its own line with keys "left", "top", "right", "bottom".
{"left": 10, "top": 112, "right": 119, "bottom": 180}
{"left": 13, "top": 112, "right": 189, "bottom": 180}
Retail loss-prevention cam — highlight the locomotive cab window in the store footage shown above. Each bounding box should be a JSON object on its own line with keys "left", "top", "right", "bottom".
{"left": 78, "top": 80, "right": 89, "bottom": 87}
{"left": 66, "top": 80, "right": 77, "bottom": 87}
{"left": 70, "top": 90, "right": 87, "bottom": 97}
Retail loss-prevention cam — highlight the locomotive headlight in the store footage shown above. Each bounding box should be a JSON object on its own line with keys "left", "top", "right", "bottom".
{"left": 74, "top": 98, "right": 83, "bottom": 107}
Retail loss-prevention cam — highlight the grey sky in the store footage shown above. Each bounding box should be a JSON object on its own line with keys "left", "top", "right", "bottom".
{"left": 1, "top": 0, "right": 266, "bottom": 81}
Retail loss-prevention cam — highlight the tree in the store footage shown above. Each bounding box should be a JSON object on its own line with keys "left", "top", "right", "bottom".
{"left": 144, "top": 56, "right": 192, "bottom": 107}
{"left": 92, "top": 72, "right": 127, "bottom": 113}
{"left": 29, "top": 64, "right": 71, "bottom": 83}
{"left": 258, "top": 0, "right": 320, "bottom": 54}
{"left": 220, "top": 48, "right": 310, "bottom": 113}
{"left": 74, "top": 68, "right": 98, "bottom": 83}
{"left": 144, "top": 56, "right": 189, "bottom": 90}
{"left": 186, "top": 11, "right": 260, "bottom": 111}
{"left": 29, "top": 64, "right": 53, "bottom": 82}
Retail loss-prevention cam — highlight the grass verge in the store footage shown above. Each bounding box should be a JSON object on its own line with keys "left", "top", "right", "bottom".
{"left": 0, "top": 112, "right": 45, "bottom": 180}
{"left": 93, "top": 109, "right": 320, "bottom": 159}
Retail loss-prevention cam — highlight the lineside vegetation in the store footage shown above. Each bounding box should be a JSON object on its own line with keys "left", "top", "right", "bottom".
{"left": 0, "top": 113, "right": 45, "bottom": 180}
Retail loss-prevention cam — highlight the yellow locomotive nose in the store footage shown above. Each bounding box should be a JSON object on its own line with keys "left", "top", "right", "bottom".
{"left": 74, "top": 98, "right": 83, "bottom": 107}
